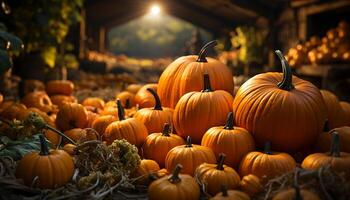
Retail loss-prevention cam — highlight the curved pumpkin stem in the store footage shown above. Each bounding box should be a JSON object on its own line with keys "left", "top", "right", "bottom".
{"left": 275, "top": 50, "right": 294, "bottom": 91}
{"left": 185, "top": 136, "right": 193, "bottom": 147}
{"left": 293, "top": 170, "right": 302, "bottom": 200}
{"left": 264, "top": 141, "right": 272, "bottom": 155}
{"left": 116, "top": 99, "right": 126, "bottom": 121}
{"left": 168, "top": 164, "right": 182, "bottom": 184}
{"left": 202, "top": 74, "right": 212, "bottom": 92}
{"left": 161, "top": 123, "right": 171, "bottom": 136}
{"left": 220, "top": 185, "right": 228, "bottom": 197}
{"left": 216, "top": 153, "right": 226, "bottom": 170}
{"left": 330, "top": 132, "right": 340, "bottom": 157}
{"left": 224, "top": 112, "right": 234, "bottom": 130}
{"left": 39, "top": 134, "right": 50, "bottom": 156}
{"left": 147, "top": 88, "right": 162, "bottom": 110}
{"left": 197, "top": 40, "right": 217, "bottom": 62}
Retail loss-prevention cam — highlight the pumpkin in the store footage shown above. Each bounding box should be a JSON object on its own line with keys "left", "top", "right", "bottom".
{"left": 64, "top": 128, "right": 99, "bottom": 144}
{"left": 135, "top": 83, "right": 158, "bottom": 108}
{"left": 104, "top": 100, "right": 148, "bottom": 146}
{"left": 156, "top": 168, "right": 170, "bottom": 179}
{"left": 117, "top": 91, "right": 135, "bottom": 108}
{"left": 233, "top": 50, "right": 326, "bottom": 152}
{"left": 201, "top": 112, "right": 255, "bottom": 168}
{"left": 239, "top": 142, "right": 296, "bottom": 183}
{"left": 240, "top": 174, "right": 263, "bottom": 196}
{"left": 15, "top": 135, "right": 74, "bottom": 189}
{"left": 148, "top": 164, "right": 200, "bottom": 200}
{"left": 63, "top": 143, "right": 76, "bottom": 156}
{"left": 126, "top": 84, "right": 143, "bottom": 94}
{"left": 0, "top": 102, "right": 27, "bottom": 120}
{"left": 86, "top": 111, "right": 99, "bottom": 128}
{"left": 174, "top": 74, "right": 233, "bottom": 143}
{"left": 99, "top": 104, "right": 118, "bottom": 116}
{"left": 314, "top": 126, "right": 350, "bottom": 153}
{"left": 195, "top": 153, "right": 241, "bottom": 195}
{"left": 22, "top": 91, "right": 53, "bottom": 113}
{"left": 134, "top": 88, "right": 173, "bottom": 134}
{"left": 165, "top": 136, "right": 216, "bottom": 175}
{"left": 46, "top": 80, "right": 74, "bottom": 95}
{"left": 340, "top": 101, "right": 350, "bottom": 126}
{"left": 302, "top": 132, "right": 350, "bottom": 178}
{"left": 91, "top": 115, "right": 117, "bottom": 136}
{"left": 50, "top": 95, "right": 77, "bottom": 108}
{"left": 143, "top": 123, "right": 185, "bottom": 167}
{"left": 133, "top": 159, "right": 160, "bottom": 185}
{"left": 210, "top": 186, "right": 250, "bottom": 200}
{"left": 320, "top": 90, "right": 346, "bottom": 129}
{"left": 158, "top": 40, "right": 234, "bottom": 108}
{"left": 56, "top": 103, "right": 88, "bottom": 131}
{"left": 82, "top": 97, "right": 105, "bottom": 110}
{"left": 0, "top": 93, "right": 3, "bottom": 105}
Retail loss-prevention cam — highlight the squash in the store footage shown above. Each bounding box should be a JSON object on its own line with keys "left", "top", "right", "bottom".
{"left": 0, "top": 102, "right": 27, "bottom": 120}
{"left": 91, "top": 115, "right": 117, "bottom": 136}
{"left": 133, "top": 159, "right": 160, "bottom": 185}
{"left": 63, "top": 143, "right": 76, "bottom": 156}
{"left": 63, "top": 128, "right": 98, "bottom": 144}
{"left": 56, "top": 103, "right": 88, "bottom": 131}
{"left": 320, "top": 90, "right": 346, "bottom": 129}
{"left": 22, "top": 91, "right": 53, "bottom": 113}
{"left": 50, "top": 95, "right": 77, "bottom": 108}
{"left": 46, "top": 80, "right": 74, "bottom": 95}
{"left": 117, "top": 91, "right": 135, "bottom": 108}
{"left": 126, "top": 84, "right": 143, "bottom": 94}
{"left": 135, "top": 83, "right": 158, "bottom": 108}
{"left": 82, "top": 97, "right": 105, "bottom": 110}
{"left": 240, "top": 174, "right": 262, "bottom": 196}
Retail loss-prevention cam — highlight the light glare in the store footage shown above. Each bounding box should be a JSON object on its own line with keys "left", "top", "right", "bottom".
{"left": 150, "top": 4, "right": 161, "bottom": 16}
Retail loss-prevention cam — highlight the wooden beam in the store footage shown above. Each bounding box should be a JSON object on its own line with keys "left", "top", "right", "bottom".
{"left": 98, "top": 26, "right": 106, "bottom": 52}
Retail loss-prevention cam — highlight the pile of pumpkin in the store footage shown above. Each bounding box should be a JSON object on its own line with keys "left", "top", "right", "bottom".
{"left": 0, "top": 41, "right": 350, "bottom": 200}
{"left": 286, "top": 20, "right": 350, "bottom": 68}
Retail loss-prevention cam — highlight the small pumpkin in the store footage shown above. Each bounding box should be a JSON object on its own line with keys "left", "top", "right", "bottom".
{"left": 104, "top": 100, "right": 148, "bottom": 146}
{"left": 82, "top": 97, "right": 105, "bottom": 110}
{"left": 22, "top": 91, "right": 53, "bottom": 113}
{"left": 91, "top": 115, "right": 117, "bottom": 136}
{"left": 64, "top": 128, "right": 99, "bottom": 144}
{"left": 239, "top": 142, "right": 296, "bottom": 183}
{"left": 117, "top": 91, "right": 135, "bottom": 108}
{"left": 240, "top": 174, "right": 263, "bottom": 196}
{"left": 0, "top": 102, "right": 27, "bottom": 120}
{"left": 56, "top": 103, "right": 88, "bottom": 131}
{"left": 165, "top": 136, "right": 216, "bottom": 175}
{"left": 143, "top": 123, "right": 185, "bottom": 167}
{"left": 126, "top": 84, "right": 143, "bottom": 94}
{"left": 50, "top": 95, "right": 77, "bottom": 108}
{"left": 63, "top": 143, "right": 76, "bottom": 156}
{"left": 0, "top": 93, "right": 3, "bottom": 105}
{"left": 46, "top": 80, "right": 74, "bottom": 96}
{"left": 135, "top": 83, "right": 158, "bottom": 108}
{"left": 201, "top": 112, "right": 255, "bottom": 168}
{"left": 133, "top": 159, "right": 160, "bottom": 185}
{"left": 148, "top": 164, "right": 200, "bottom": 200}
{"left": 134, "top": 88, "right": 173, "bottom": 134}
{"left": 302, "top": 132, "right": 350, "bottom": 178}
{"left": 340, "top": 101, "right": 350, "bottom": 126}
{"left": 195, "top": 153, "right": 241, "bottom": 195}
{"left": 320, "top": 90, "right": 346, "bottom": 129}
{"left": 174, "top": 74, "right": 234, "bottom": 143}
{"left": 86, "top": 111, "right": 99, "bottom": 128}
{"left": 314, "top": 126, "right": 350, "bottom": 153}
{"left": 210, "top": 185, "right": 250, "bottom": 200}
{"left": 15, "top": 135, "right": 74, "bottom": 189}
{"left": 99, "top": 103, "right": 118, "bottom": 116}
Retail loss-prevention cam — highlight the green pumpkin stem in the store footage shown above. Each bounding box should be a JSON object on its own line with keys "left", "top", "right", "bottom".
{"left": 185, "top": 136, "right": 193, "bottom": 147}
{"left": 116, "top": 99, "right": 126, "bottom": 121}
{"left": 39, "top": 134, "right": 50, "bottom": 155}
{"left": 220, "top": 185, "right": 228, "bottom": 197}
{"left": 323, "top": 119, "right": 329, "bottom": 132}
{"left": 125, "top": 98, "right": 130, "bottom": 109}
{"left": 202, "top": 74, "right": 212, "bottom": 92}
{"left": 224, "top": 112, "right": 234, "bottom": 130}
{"left": 330, "top": 132, "right": 340, "bottom": 157}
{"left": 162, "top": 123, "right": 171, "bottom": 136}
{"left": 217, "top": 153, "right": 226, "bottom": 170}
{"left": 293, "top": 170, "right": 302, "bottom": 200}
{"left": 147, "top": 88, "right": 162, "bottom": 110}
{"left": 197, "top": 40, "right": 217, "bottom": 62}
{"left": 264, "top": 141, "right": 272, "bottom": 155}
{"left": 275, "top": 50, "right": 294, "bottom": 91}
{"left": 168, "top": 164, "right": 182, "bottom": 184}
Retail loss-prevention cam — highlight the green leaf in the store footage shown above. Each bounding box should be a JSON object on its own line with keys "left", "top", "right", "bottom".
{"left": 0, "top": 50, "right": 11, "bottom": 74}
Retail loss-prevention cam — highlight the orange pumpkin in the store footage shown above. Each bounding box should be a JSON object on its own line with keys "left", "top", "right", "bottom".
{"left": 63, "top": 143, "right": 76, "bottom": 156}
{"left": 314, "top": 126, "right": 350, "bottom": 153}
{"left": 56, "top": 103, "right": 88, "bottom": 131}
{"left": 143, "top": 123, "right": 185, "bottom": 167}
{"left": 64, "top": 128, "right": 99, "bottom": 144}
{"left": 99, "top": 103, "right": 118, "bottom": 116}
{"left": 104, "top": 100, "right": 148, "bottom": 146}
{"left": 0, "top": 93, "right": 3, "bottom": 104}
{"left": 0, "top": 102, "right": 27, "bottom": 120}
{"left": 211, "top": 186, "right": 250, "bottom": 200}
{"left": 158, "top": 40, "right": 234, "bottom": 108}
{"left": 82, "top": 97, "right": 105, "bottom": 110}
{"left": 320, "top": 90, "right": 346, "bottom": 129}
{"left": 240, "top": 174, "right": 263, "bottom": 197}
{"left": 50, "top": 95, "right": 77, "bottom": 108}
{"left": 195, "top": 154, "right": 241, "bottom": 195}
{"left": 174, "top": 74, "right": 233, "bottom": 143}
{"left": 117, "top": 91, "right": 135, "bottom": 108}
{"left": 22, "top": 91, "right": 53, "bottom": 113}
{"left": 46, "top": 80, "right": 74, "bottom": 95}
{"left": 201, "top": 112, "right": 255, "bottom": 168}
{"left": 165, "top": 136, "right": 216, "bottom": 175}
{"left": 134, "top": 88, "right": 173, "bottom": 134}
{"left": 86, "top": 111, "right": 99, "bottom": 128}
{"left": 233, "top": 50, "right": 326, "bottom": 152}
{"left": 133, "top": 159, "right": 160, "bottom": 185}
{"left": 135, "top": 83, "right": 158, "bottom": 108}
{"left": 91, "top": 115, "right": 117, "bottom": 136}
{"left": 340, "top": 101, "right": 350, "bottom": 126}
{"left": 126, "top": 84, "right": 143, "bottom": 94}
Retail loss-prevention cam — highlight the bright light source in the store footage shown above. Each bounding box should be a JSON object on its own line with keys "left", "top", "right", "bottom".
{"left": 150, "top": 4, "right": 161, "bottom": 16}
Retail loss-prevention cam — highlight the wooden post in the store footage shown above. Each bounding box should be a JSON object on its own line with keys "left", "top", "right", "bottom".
{"left": 99, "top": 26, "right": 106, "bottom": 52}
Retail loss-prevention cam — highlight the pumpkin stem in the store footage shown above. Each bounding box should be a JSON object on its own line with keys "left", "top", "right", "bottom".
{"left": 293, "top": 170, "right": 302, "bottom": 200}
{"left": 275, "top": 50, "right": 294, "bottom": 91}
{"left": 197, "top": 40, "right": 217, "bottom": 62}
{"left": 202, "top": 74, "right": 212, "bottom": 92}
{"left": 116, "top": 99, "right": 126, "bottom": 121}
{"left": 45, "top": 125, "right": 77, "bottom": 145}
{"left": 185, "top": 136, "right": 193, "bottom": 147}
{"left": 264, "top": 141, "right": 272, "bottom": 155}
{"left": 39, "top": 134, "right": 50, "bottom": 156}
{"left": 220, "top": 185, "right": 228, "bottom": 197}
{"left": 330, "top": 132, "right": 340, "bottom": 157}
{"left": 146, "top": 88, "right": 162, "bottom": 110}
{"left": 168, "top": 164, "right": 182, "bottom": 184}
{"left": 323, "top": 119, "right": 329, "bottom": 132}
{"left": 125, "top": 98, "right": 130, "bottom": 109}
{"left": 224, "top": 112, "right": 234, "bottom": 130}
{"left": 162, "top": 123, "right": 171, "bottom": 136}
{"left": 217, "top": 153, "right": 226, "bottom": 170}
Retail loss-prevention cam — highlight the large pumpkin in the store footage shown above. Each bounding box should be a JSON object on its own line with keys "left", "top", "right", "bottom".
{"left": 135, "top": 83, "right": 158, "bottom": 108}
{"left": 22, "top": 91, "right": 53, "bottom": 113}
{"left": 174, "top": 74, "right": 233, "bottom": 143}
{"left": 134, "top": 88, "right": 173, "bottom": 134}
{"left": 56, "top": 103, "right": 88, "bottom": 131}
{"left": 233, "top": 50, "right": 326, "bottom": 152}
{"left": 165, "top": 136, "right": 216, "bottom": 175}
{"left": 46, "top": 80, "right": 74, "bottom": 96}
{"left": 15, "top": 135, "right": 74, "bottom": 189}
{"left": 320, "top": 90, "right": 346, "bottom": 129}
{"left": 201, "top": 112, "right": 255, "bottom": 168}
{"left": 158, "top": 40, "right": 234, "bottom": 108}
{"left": 340, "top": 101, "right": 350, "bottom": 126}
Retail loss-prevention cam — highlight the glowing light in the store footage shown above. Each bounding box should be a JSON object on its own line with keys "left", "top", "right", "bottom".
{"left": 150, "top": 4, "right": 161, "bottom": 16}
